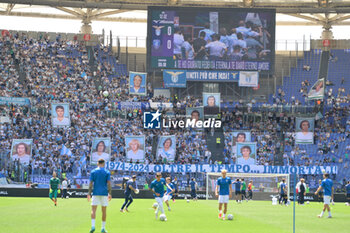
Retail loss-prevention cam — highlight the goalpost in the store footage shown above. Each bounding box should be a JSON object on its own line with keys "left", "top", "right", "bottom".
{"left": 206, "top": 173, "right": 290, "bottom": 201}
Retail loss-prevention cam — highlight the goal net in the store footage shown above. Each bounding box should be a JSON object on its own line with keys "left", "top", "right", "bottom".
{"left": 206, "top": 173, "right": 290, "bottom": 201}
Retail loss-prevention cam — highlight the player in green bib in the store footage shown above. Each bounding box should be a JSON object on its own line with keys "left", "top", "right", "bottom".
{"left": 49, "top": 172, "right": 61, "bottom": 206}
{"left": 241, "top": 179, "right": 247, "bottom": 201}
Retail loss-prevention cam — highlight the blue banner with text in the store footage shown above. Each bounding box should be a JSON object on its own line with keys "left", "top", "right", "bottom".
{"left": 106, "top": 163, "right": 337, "bottom": 175}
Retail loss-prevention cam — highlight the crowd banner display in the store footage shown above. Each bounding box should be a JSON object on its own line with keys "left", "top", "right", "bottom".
{"left": 105, "top": 162, "right": 337, "bottom": 175}
{"left": 0, "top": 97, "right": 31, "bottom": 106}
{"left": 163, "top": 70, "right": 187, "bottom": 87}
{"left": 239, "top": 71, "right": 259, "bottom": 87}
{"left": 129, "top": 72, "right": 147, "bottom": 95}
{"left": 308, "top": 78, "right": 325, "bottom": 100}
{"left": 164, "top": 69, "right": 239, "bottom": 82}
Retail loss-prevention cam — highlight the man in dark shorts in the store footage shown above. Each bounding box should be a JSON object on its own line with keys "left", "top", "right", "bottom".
{"left": 279, "top": 178, "right": 288, "bottom": 205}
{"left": 233, "top": 178, "right": 241, "bottom": 203}
{"left": 171, "top": 177, "right": 179, "bottom": 202}
{"left": 346, "top": 181, "right": 350, "bottom": 205}
{"left": 241, "top": 179, "right": 247, "bottom": 202}
{"left": 120, "top": 175, "right": 137, "bottom": 212}
{"left": 190, "top": 178, "right": 198, "bottom": 201}
{"left": 318, "top": 179, "right": 323, "bottom": 203}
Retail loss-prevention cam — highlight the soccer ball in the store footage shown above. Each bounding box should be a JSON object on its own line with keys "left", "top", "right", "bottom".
{"left": 152, "top": 203, "right": 158, "bottom": 209}
{"left": 103, "top": 91, "right": 109, "bottom": 97}
{"left": 134, "top": 189, "right": 139, "bottom": 194}
{"left": 345, "top": 202, "right": 349, "bottom": 206}
{"left": 227, "top": 214, "right": 234, "bottom": 220}
{"left": 66, "top": 196, "right": 70, "bottom": 199}
{"left": 159, "top": 214, "right": 167, "bottom": 221}
{"left": 272, "top": 196, "right": 278, "bottom": 205}
{"left": 187, "top": 199, "right": 190, "bottom": 203}
{"left": 306, "top": 201, "right": 309, "bottom": 204}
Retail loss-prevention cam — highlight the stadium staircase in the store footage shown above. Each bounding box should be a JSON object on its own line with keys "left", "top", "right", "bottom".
{"left": 205, "top": 127, "right": 225, "bottom": 162}
{"left": 87, "top": 46, "right": 97, "bottom": 73}
{"left": 6, "top": 40, "right": 27, "bottom": 87}
{"left": 152, "top": 135, "right": 159, "bottom": 162}
{"left": 318, "top": 51, "right": 330, "bottom": 81}
{"left": 86, "top": 46, "right": 101, "bottom": 90}
{"left": 274, "top": 130, "right": 285, "bottom": 166}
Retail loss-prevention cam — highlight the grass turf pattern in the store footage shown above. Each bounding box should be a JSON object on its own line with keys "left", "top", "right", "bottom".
{"left": 0, "top": 197, "right": 349, "bottom": 233}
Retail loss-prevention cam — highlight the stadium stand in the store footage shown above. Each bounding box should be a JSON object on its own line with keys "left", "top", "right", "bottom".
{"left": 0, "top": 31, "right": 349, "bottom": 193}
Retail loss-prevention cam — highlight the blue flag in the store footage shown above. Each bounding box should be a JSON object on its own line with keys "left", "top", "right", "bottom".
{"left": 61, "top": 145, "right": 73, "bottom": 157}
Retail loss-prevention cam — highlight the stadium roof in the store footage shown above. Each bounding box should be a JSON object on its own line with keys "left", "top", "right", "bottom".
{"left": 1, "top": 0, "right": 350, "bottom": 12}
{"left": 1, "top": 0, "right": 350, "bottom": 27}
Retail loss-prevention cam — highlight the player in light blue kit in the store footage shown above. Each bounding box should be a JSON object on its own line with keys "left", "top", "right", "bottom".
{"left": 279, "top": 178, "right": 288, "bottom": 206}
{"left": 190, "top": 178, "right": 198, "bottom": 201}
{"left": 149, "top": 172, "right": 167, "bottom": 220}
{"left": 215, "top": 169, "right": 232, "bottom": 220}
{"left": 315, "top": 173, "right": 334, "bottom": 218}
{"left": 87, "top": 159, "right": 112, "bottom": 233}
{"left": 164, "top": 177, "right": 174, "bottom": 211}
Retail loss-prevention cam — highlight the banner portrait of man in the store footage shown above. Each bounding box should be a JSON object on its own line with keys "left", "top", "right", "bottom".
{"left": 203, "top": 93, "right": 220, "bottom": 116}
{"left": 129, "top": 72, "right": 147, "bottom": 95}
{"left": 236, "top": 142, "right": 257, "bottom": 165}
{"left": 186, "top": 107, "right": 204, "bottom": 123}
{"left": 51, "top": 103, "right": 71, "bottom": 127}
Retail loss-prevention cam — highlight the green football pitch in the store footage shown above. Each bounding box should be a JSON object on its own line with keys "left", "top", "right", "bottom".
{"left": 0, "top": 197, "right": 349, "bottom": 233}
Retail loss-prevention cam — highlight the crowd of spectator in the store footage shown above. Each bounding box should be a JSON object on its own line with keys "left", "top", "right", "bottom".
{"left": 0, "top": 33, "right": 349, "bottom": 190}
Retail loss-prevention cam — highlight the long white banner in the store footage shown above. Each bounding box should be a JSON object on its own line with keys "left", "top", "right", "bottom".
{"left": 106, "top": 162, "right": 337, "bottom": 175}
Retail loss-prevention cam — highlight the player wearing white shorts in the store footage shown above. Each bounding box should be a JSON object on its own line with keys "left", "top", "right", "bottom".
{"left": 215, "top": 169, "right": 232, "bottom": 220}
{"left": 315, "top": 173, "right": 334, "bottom": 218}
{"left": 149, "top": 172, "right": 167, "bottom": 220}
{"left": 87, "top": 159, "right": 112, "bottom": 233}
{"left": 163, "top": 177, "right": 174, "bottom": 211}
